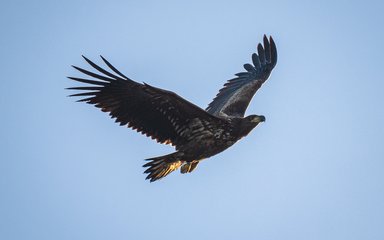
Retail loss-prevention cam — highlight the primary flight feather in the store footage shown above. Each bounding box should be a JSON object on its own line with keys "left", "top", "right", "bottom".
{"left": 68, "top": 35, "right": 277, "bottom": 182}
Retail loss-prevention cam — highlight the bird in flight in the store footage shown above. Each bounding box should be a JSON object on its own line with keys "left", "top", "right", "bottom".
{"left": 68, "top": 35, "right": 277, "bottom": 182}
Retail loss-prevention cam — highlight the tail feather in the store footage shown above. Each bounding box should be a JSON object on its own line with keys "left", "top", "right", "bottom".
{"left": 143, "top": 153, "right": 182, "bottom": 182}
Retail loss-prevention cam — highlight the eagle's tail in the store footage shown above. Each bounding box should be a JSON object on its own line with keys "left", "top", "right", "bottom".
{"left": 143, "top": 153, "right": 183, "bottom": 182}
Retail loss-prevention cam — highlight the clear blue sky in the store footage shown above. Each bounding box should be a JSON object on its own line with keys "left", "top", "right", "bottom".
{"left": 1, "top": 0, "right": 383, "bottom": 239}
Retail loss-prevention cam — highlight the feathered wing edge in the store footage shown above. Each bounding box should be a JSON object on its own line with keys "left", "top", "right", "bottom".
{"left": 67, "top": 56, "right": 185, "bottom": 147}
{"left": 67, "top": 55, "right": 134, "bottom": 100}
{"left": 206, "top": 35, "right": 277, "bottom": 117}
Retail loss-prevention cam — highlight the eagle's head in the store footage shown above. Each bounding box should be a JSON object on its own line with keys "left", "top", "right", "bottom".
{"left": 236, "top": 114, "right": 265, "bottom": 138}
{"left": 246, "top": 114, "right": 266, "bottom": 124}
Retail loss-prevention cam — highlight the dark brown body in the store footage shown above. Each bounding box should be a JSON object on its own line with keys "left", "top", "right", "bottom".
{"left": 68, "top": 35, "right": 276, "bottom": 182}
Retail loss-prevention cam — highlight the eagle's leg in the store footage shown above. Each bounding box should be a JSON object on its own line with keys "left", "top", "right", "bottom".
{"left": 180, "top": 161, "right": 199, "bottom": 174}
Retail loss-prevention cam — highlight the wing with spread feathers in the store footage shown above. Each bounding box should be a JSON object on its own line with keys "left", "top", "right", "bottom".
{"left": 206, "top": 35, "right": 277, "bottom": 117}
{"left": 67, "top": 56, "right": 223, "bottom": 150}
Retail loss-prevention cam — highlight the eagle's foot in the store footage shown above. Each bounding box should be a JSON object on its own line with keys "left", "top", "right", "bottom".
{"left": 180, "top": 161, "right": 199, "bottom": 174}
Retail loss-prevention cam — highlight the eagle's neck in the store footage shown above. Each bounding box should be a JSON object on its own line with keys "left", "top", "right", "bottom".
{"left": 231, "top": 118, "right": 258, "bottom": 139}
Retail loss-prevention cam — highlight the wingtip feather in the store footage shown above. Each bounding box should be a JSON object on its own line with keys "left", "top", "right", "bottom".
{"left": 99, "top": 55, "right": 130, "bottom": 80}
{"left": 257, "top": 43, "right": 265, "bottom": 64}
{"left": 269, "top": 36, "right": 277, "bottom": 67}
{"left": 263, "top": 35, "right": 271, "bottom": 62}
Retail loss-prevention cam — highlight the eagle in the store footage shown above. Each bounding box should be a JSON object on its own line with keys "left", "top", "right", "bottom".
{"left": 68, "top": 35, "right": 277, "bottom": 182}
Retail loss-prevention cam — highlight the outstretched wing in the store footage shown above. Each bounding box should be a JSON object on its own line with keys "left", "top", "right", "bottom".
{"left": 67, "top": 56, "right": 222, "bottom": 149}
{"left": 206, "top": 35, "right": 277, "bottom": 117}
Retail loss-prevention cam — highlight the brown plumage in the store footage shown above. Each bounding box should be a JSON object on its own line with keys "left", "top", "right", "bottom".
{"left": 68, "top": 35, "right": 277, "bottom": 182}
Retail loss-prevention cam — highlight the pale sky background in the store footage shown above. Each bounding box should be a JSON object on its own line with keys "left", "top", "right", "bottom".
{"left": 1, "top": 1, "right": 384, "bottom": 239}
